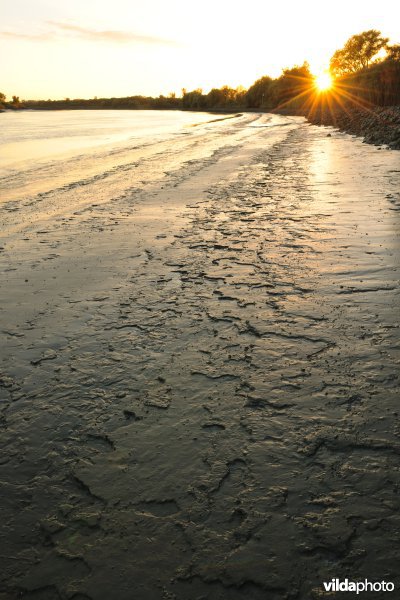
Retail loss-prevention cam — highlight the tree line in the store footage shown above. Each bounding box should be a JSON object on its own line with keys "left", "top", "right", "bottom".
{"left": 0, "top": 64, "right": 318, "bottom": 112}
{"left": 1, "top": 30, "right": 399, "bottom": 114}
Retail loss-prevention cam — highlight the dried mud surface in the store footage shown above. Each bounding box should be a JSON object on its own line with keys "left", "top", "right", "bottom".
{"left": 1, "top": 115, "right": 400, "bottom": 600}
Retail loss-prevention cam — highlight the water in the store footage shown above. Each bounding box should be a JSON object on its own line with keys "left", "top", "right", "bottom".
{"left": 0, "top": 109, "right": 217, "bottom": 172}
{"left": 0, "top": 109, "right": 262, "bottom": 216}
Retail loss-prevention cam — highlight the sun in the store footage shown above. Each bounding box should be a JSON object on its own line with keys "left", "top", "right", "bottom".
{"left": 314, "top": 72, "right": 333, "bottom": 92}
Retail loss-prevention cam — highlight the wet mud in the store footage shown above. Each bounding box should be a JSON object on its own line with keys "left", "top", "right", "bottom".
{"left": 0, "top": 115, "right": 399, "bottom": 599}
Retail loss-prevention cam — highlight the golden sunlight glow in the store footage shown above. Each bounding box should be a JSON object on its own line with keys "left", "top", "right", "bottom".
{"left": 314, "top": 72, "right": 333, "bottom": 92}
{"left": 1, "top": 0, "right": 398, "bottom": 99}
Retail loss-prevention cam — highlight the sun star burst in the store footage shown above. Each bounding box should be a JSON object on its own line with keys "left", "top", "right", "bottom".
{"left": 314, "top": 72, "right": 333, "bottom": 92}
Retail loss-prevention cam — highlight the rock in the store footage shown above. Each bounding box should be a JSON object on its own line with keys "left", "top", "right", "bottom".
{"left": 305, "top": 105, "right": 400, "bottom": 149}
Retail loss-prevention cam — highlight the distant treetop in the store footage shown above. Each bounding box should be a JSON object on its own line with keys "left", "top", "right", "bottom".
{"left": 330, "top": 30, "right": 389, "bottom": 76}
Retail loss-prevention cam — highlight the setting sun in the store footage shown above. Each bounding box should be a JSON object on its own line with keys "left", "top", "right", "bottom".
{"left": 314, "top": 72, "right": 333, "bottom": 91}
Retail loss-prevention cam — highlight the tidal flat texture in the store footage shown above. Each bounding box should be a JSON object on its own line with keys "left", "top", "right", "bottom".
{"left": 0, "top": 113, "right": 399, "bottom": 600}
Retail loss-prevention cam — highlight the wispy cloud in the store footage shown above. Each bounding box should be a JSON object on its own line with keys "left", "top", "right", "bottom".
{"left": 48, "top": 21, "right": 178, "bottom": 45}
{"left": 0, "top": 31, "right": 54, "bottom": 41}
{"left": 0, "top": 22, "right": 178, "bottom": 46}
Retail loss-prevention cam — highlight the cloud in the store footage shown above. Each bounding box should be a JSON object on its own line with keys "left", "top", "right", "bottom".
{"left": 0, "top": 31, "right": 54, "bottom": 41}
{"left": 0, "top": 22, "right": 178, "bottom": 46}
{"left": 48, "top": 21, "right": 177, "bottom": 45}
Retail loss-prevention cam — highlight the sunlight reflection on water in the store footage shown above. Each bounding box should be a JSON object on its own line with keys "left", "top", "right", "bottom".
{"left": 0, "top": 110, "right": 217, "bottom": 171}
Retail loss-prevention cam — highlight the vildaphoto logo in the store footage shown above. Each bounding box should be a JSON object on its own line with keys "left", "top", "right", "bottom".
{"left": 323, "top": 579, "right": 395, "bottom": 594}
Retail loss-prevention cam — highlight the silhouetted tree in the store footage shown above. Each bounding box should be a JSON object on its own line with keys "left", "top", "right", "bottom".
{"left": 274, "top": 62, "right": 313, "bottom": 107}
{"left": 330, "top": 30, "right": 389, "bottom": 76}
{"left": 245, "top": 76, "right": 274, "bottom": 108}
{"left": 206, "top": 85, "right": 238, "bottom": 108}
{"left": 182, "top": 88, "right": 206, "bottom": 109}
{"left": 386, "top": 44, "right": 400, "bottom": 62}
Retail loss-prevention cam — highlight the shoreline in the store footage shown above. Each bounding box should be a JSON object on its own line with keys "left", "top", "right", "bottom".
{"left": 3, "top": 103, "right": 400, "bottom": 150}
{"left": 274, "top": 104, "right": 400, "bottom": 149}
{"left": 306, "top": 104, "right": 400, "bottom": 149}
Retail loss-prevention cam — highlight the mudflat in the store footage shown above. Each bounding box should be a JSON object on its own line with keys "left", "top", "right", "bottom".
{"left": 1, "top": 113, "right": 399, "bottom": 600}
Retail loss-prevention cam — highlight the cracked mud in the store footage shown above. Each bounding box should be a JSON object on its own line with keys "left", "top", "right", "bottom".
{"left": 1, "top": 113, "right": 399, "bottom": 599}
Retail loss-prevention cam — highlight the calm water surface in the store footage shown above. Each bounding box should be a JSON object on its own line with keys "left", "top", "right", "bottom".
{"left": 1, "top": 109, "right": 246, "bottom": 205}
{"left": 0, "top": 110, "right": 217, "bottom": 172}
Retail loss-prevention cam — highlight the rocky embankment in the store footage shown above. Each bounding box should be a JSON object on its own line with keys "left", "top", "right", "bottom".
{"left": 307, "top": 105, "right": 400, "bottom": 149}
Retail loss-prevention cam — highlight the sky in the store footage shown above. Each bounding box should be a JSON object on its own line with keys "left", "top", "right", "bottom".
{"left": 0, "top": 0, "right": 399, "bottom": 100}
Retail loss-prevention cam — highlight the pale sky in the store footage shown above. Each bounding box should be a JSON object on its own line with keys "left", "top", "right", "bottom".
{"left": 0, "top": 0, "right": 399, "bottom": 100}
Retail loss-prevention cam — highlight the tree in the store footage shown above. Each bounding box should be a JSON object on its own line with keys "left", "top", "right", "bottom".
{"left": 274, "top": 62, "right": 313, "bottom": 106}
{"left": 386, "top": 44, "right": 400, "bottom": 62}
{"left": 182, "top": 88, "right": 206, "bottom": 109}
{"left": 330, "top": 30, "right": 389, "bottom": 76}
{"left": 234, "top": 86, "right": 246, "bottom": 107}
{"left": 206, "top": 85, "right": 237, "bottom": 108}
{"left": 245, "top": 76, "right": 273, "bottom": 108}
{"left": 0, "top": 92, "right": 6, "bottom": 103}
{"left": 12, "top": 95, "right": 20, "bottom": 105}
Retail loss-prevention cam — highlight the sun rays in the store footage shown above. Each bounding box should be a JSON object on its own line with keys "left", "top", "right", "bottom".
{"left": 314, "top": 72, "right": 333, "bottom": 92}
{"left": 274, "top": 67, "right": 380, "bottom": 127}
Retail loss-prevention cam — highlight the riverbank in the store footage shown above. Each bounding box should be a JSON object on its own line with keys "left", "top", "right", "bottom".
{"left": 3, "top": 101, "right": 400, "bottom": 151}
{"left": 1, "top": 113, "right": 400, "bottom": 599}
{"left": 306, "top": 104, "right": 400, "bottom": 149}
